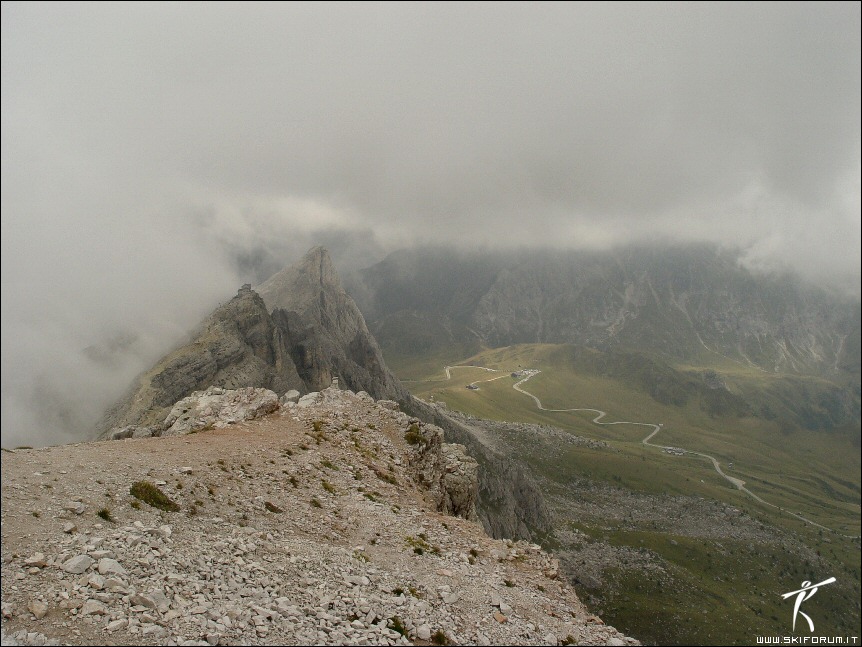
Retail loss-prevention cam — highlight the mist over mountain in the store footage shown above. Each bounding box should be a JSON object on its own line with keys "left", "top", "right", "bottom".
{"left": 349, "top": 243, "right": 860, "bottom": 433}
{"left": 354, "top": 243, "right": 860, "bottom": 377}
{"left": 98, "top": 247, "right": 407, "bottom": 437}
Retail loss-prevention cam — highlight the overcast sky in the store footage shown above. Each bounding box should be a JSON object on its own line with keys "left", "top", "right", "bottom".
{"left": 2, "top": 2, "right": 860, "bottom": 446}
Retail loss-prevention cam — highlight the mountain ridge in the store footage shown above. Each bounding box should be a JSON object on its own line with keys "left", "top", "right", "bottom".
{"left": 95, "top": 247, "right": 552, "bottom": 543}
{"left": 353, "top": 244, "right": 860, "bottom": 380}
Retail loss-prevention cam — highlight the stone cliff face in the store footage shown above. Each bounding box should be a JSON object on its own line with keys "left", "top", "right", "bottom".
{"left": 258, "top": 246, "right": 409, "bottom": 402}
{"left": 407, "top": 398, "right": 553, "bottom": 542}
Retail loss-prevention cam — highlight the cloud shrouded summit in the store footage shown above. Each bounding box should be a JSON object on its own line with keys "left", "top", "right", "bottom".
{"left": 1, "top": 3, "right": 860, "bottom": 446}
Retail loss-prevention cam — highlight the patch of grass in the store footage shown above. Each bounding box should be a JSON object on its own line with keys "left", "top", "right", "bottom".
{"left": 264, "top": 501, "right": 283, "bottom": 513}
{"left": 130, "top": 500, "right": 141, "bottom": 510}
{"left": 96, "top": 508, "right": 115, "bottom": 523}
{"left": 431, "top": 630, "right": 449, "bottom": 645}
{"left": 320, "top": 459, "right": 338, "bottom": 470}
{"left": 31, "top": 511, "right": 40, "bottom": 518}
{"left": 405, "top": 534, "right": 439, "bottom": 556}
{"left": 504, "top": 579, "right": 515, "bottom": 587}
{"left": 310, "top": 498, "right": 322, "bottom": 508}
{"left": 129, "top": 481, "right": 180, "bottom": 512}
{"left": 353, "top": 549, "right": 369, "bottom": 563}
{"left": 388, "top": 616, "right": 407, "bottom": 637}
{"left": 392, "top": 587, "right": 405, "bottom": 596}
{"left": 404, "top": 423, "right": 427, "bottom": 446}
{"left": 374, "top": 467, "right": 397, "bottom": 485}
{"left": 321, "top": 480, "right": 336, "bottom": 494}
{"left": 312, "top": 420, "right": 324, "bottom": 432}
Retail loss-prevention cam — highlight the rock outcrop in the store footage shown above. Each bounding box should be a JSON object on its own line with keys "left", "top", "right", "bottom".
{"left": 97, "top": 248, "right": 406, "bottom": 438}
{"left": 402, "top": 418, "right": 479, "bottom": 521}
{"left": 162, "top": 386, "right": 279, "bottom": 436}
{"left": 97, "top": 286, "right": 304, "bottom": 436}
{"left": 407, "top": 398, "right": 553, "bottom": 541}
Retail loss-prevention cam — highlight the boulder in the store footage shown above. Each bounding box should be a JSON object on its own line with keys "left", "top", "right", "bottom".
{"left": 280, "top": 389, "right": 301, "bottom": 405}
{"left": 109, "top": 425, "right": 154, "bottom": 440}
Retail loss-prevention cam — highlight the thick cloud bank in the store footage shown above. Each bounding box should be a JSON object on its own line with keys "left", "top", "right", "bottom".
{"left": 2, "top": 3, "right": 859, "bottom": 446}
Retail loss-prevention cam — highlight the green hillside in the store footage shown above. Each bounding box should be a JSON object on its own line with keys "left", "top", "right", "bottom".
{"left": 397, "top": 343, "right": 861, "bottom": 645}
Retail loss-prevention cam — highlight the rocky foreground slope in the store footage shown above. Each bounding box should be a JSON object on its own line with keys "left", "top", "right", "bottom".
{"left": 1, "top": 387, "right": 635, "bottom": 646}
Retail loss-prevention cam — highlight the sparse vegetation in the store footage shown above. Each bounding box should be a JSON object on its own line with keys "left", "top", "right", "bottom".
{"left": 431, "top": 629, "right": 449, "bottom": 645}
{"left": 310, "top": 498, "right": 322, "bottom": 508}
{"left": 405, "top": 343, "right": 862, "bottom": 645}
{"left": 321, "top": 479, "right": 336, "bottom": 494}
{"left": 388, "top": 616, "right": 407, "bottom": 637}
{"left": 129, "top": 481, "right": 180, "bottom": 512}
{"left": 97, "top": 508, "right": 115, "bottom": 522}
{"left": 320, "top": 459, "right": 338, "bottom": 470}
{"left": 404, "top": 423, "right": 427, "bottom": 446}
{"left": 405, "top": 534, "right": 439, "bottom": 556}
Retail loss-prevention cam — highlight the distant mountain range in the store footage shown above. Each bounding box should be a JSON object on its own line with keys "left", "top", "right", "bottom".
{"left": 351, "top": 244, "right": 860, "bottom": 379}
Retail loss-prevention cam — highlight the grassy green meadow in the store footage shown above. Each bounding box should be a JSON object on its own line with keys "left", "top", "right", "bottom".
{"left": 390, "top": 343, "right": 861, "bottom": 645}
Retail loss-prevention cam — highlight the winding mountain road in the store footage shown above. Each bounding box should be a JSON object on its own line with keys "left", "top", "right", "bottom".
{"left": 442, "top": 365, "right": 855, "bottom": 536}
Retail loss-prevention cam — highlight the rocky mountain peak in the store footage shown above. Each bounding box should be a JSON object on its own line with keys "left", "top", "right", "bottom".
{"left": 255, "top": 245, "right": 340, "bottom": 316}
